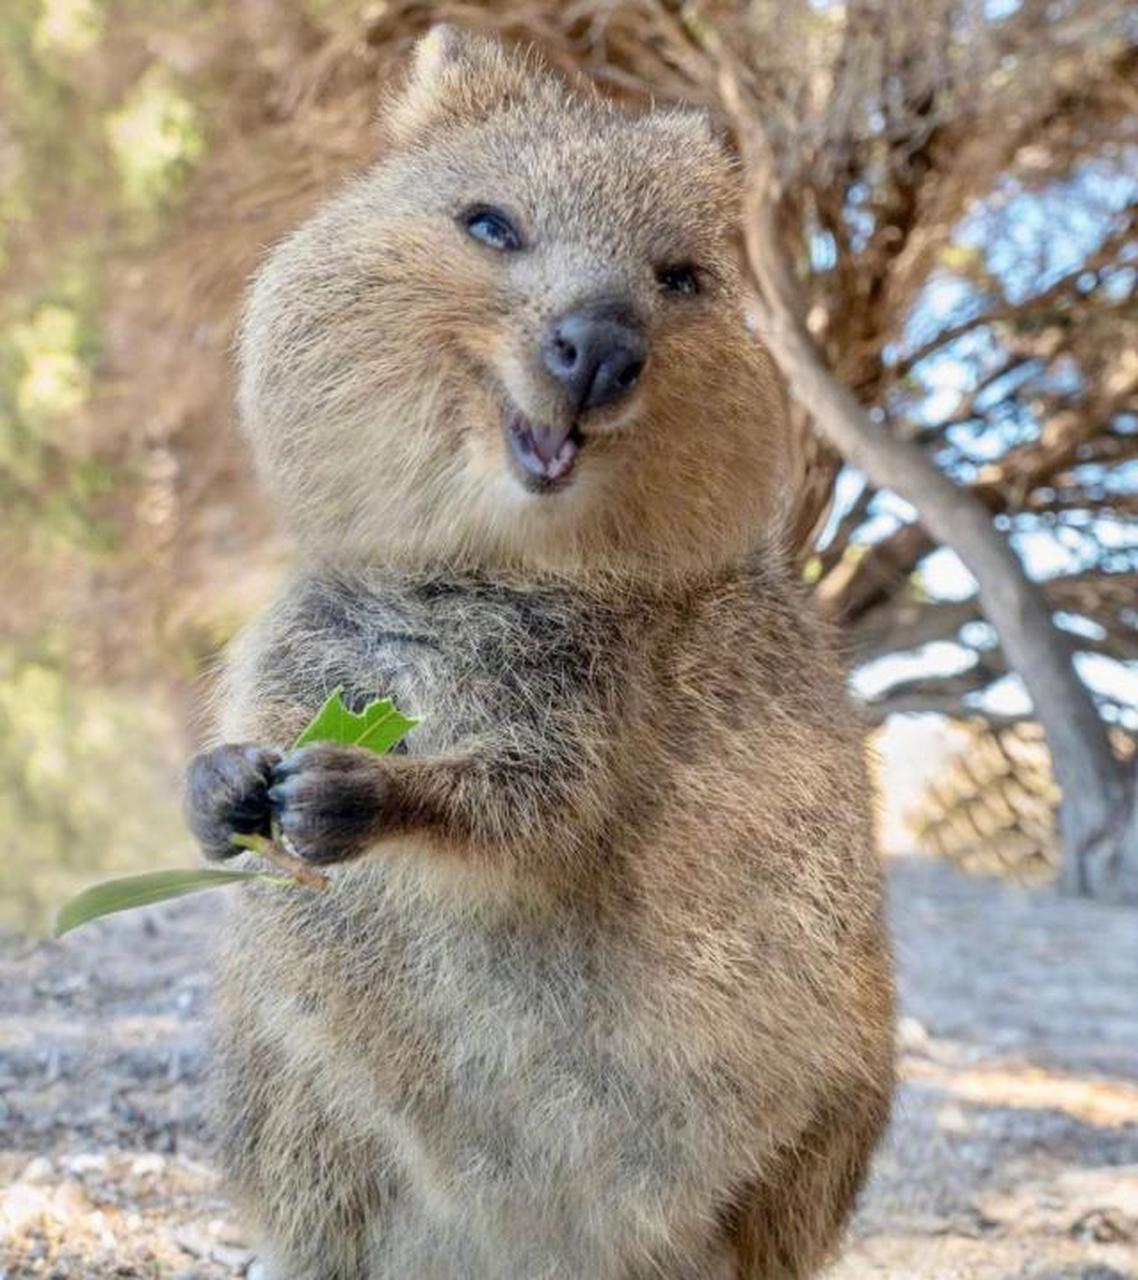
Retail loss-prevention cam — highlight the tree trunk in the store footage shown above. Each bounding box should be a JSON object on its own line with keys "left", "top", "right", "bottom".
{"left": 736, "top": 154, "right": 1138, "bottom": 901}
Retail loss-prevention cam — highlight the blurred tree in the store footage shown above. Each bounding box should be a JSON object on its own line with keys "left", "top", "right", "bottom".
{"left": 708, "top": 6, "right": 1138, "bottom": 898}
{"left": 2, "top": 0, "right": 1135, "bottom": 917}
{"left": 911, "top": 719, "right": 1136, "bottom": 884}
{"left": 0, "top": 0, "right": 225, "bottom": 928}
{"left": 0, "top": 648, "right": 189, "bottom": 933}
{"left": 367, "top": 0, "right": 1135, "bottom": 897}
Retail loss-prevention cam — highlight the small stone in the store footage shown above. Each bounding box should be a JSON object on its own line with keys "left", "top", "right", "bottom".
{"left": 129, "top": 1153, "right": 166, "bottom": 1178}
{"left": 174, "top": 1227, "right": 208, "bottom": 1258}
{"left": 896, "top": 1015, "right": 931, "bottom": 1053}
{"left": 207, "top": 1217, "right": 249, "bottom": 1245}
{"left": 0, "top": 1184, "right": 53, "bottom": 1234}
{"left": 936, "top": 1101, "right": 970, "bottom": 1134}
{"left": 51, "top": 1180, "right": 90, "bottom": 1223}
{"left": 88, "top": 1207, "right": 116, "bottom": 1248}
{"left": 19, "top": 1157, "right": 53, "bottom": 1185}
{"left": 211, "top": 1244, "right": 256, "bottom": 1269}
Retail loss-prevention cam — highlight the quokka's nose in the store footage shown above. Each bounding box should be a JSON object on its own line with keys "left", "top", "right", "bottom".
{"left": 540, "top": 302, "right": 647, "bottom": 413}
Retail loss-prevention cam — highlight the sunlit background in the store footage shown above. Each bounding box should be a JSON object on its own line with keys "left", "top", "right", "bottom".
{"left": 2, "top": 0, "right": 1135, "bottom": 932}
{"left": 2, "top": 6, "right": 1136, "bottom": 1277}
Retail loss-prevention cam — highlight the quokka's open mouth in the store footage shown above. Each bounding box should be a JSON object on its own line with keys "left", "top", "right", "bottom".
{"left": 506, "top": 412, "right": 583, "bottom": 492}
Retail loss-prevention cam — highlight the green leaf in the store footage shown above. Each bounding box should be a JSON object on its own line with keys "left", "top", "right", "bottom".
{"left": 292, "top": 686, "right": 418, "bottom": 755}
{"left": 54, "top": 691, "right": 418, "bottom": 937}
{"left": 54, "top": 868, "right": 267, "bottom": 937}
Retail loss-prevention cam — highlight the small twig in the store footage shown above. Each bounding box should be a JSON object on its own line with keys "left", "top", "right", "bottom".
{"left": 228, "top": 833, "right": 329, "bottom": 891}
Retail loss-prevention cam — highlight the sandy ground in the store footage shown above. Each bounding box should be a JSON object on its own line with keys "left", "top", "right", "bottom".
{"left": 1, "top": 854, "right": 1135, "bottom": 1279}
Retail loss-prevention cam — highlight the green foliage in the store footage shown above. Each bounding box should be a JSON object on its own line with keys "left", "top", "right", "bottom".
{"left": 0, "top": 1, "right": 206, "bottom": 570}
{"left": 54, "top": 866, "right": 264, "bottom": 936}
{"left": 0, "top": 4, "right": 222, "bottom": 938}
{"left": 0, "top": 0, "right": 106, "bottom": 250}
{"left": 0, "top": 271, "right": 112, "bottom": 555}
{"left": 107, "top": 65, "right": 205, "bottom": 225}
{"left": 0, "top": 651, "right": 190, "bottom": 934}
{"left": 34, "top": 0, "right": 105, "bottom": 57}
{"left": 10, "top": 302, "right": 91, "bottom": 426}
{"left": 294, "top": 687, "right": 419, "bottom": 753}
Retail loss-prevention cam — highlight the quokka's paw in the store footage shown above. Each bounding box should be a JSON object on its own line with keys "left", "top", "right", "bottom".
{"left": 267, "top": 743, "right": 392, "bottom": 865}
{"left": 185, "top": 743, "right": 281, "bottom": 860}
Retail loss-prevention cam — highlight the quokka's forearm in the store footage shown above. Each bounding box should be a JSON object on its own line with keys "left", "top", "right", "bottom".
{"left": 385, "top": 753, "right": 563, "bottom": 847}
{"left": 266, "top": 738, "right": 596, "bottom": 865}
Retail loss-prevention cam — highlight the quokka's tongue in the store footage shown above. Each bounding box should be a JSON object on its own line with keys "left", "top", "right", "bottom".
{"left": 528, "top": 420, "right": 574, "bottom": 465}
{"left": 508, "top": 414, "right": 579, "bottom": 484}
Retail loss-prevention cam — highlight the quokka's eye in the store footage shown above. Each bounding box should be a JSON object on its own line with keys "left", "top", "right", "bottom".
{"left": 657, "top": 264, "right": 701, "bottom": 296}
{"left": 461, "top": 205, "right": 524, "bottom": 252}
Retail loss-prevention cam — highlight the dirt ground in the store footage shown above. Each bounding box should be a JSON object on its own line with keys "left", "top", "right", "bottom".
{"left": 1, "top": 853, "right": 1135, "bottom": 1279}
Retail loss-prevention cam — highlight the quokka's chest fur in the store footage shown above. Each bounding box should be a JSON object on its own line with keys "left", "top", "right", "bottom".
{"left": 249, "top": 571, "right": 636, "bottom": 753}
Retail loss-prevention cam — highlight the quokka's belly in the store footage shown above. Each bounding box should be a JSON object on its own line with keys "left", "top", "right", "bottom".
{"left": 292, "top": 880, "right": 766, "bottom": 1278}
{"left": 352, "top": 1023, "right": 748, "bottom": 1280}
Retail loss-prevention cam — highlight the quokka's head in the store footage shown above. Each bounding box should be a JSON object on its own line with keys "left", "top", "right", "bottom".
{"left": 238, "top": 25, "right": 790, "bottom": 582}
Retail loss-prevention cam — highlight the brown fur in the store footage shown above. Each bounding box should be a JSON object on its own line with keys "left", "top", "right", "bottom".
{"left": 195, "top": 26, "right": 894, "bottom": 1279}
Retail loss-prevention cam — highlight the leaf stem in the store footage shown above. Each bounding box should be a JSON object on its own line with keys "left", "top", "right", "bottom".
{"left": 228, "top": 833, "right": 329, "bottom": 891}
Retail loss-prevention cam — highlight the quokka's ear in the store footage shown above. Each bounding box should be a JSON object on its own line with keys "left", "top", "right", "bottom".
{"left": 383, "top": 25, "right": 549, "bottom": 148}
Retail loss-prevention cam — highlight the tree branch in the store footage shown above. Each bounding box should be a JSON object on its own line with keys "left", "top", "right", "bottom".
{"left": 718, "top": 68, "right": 1131, "bottom": 889}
